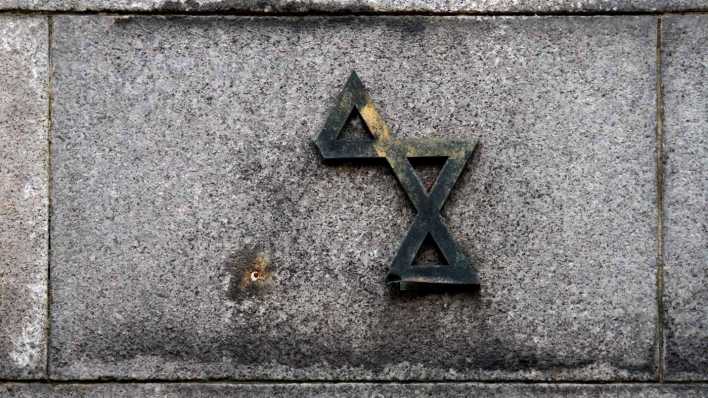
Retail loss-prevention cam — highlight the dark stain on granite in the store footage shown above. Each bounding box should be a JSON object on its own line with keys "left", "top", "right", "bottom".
{"left": 68, "top": 318, "right": 654, "bottom": 378}
{"left": 224, "top": 246, "right": 273, "bottom": 300}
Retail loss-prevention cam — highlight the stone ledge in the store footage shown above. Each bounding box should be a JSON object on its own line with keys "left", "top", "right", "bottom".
{"left": 1, "top": 383, "right": 708, "bottom": 397}
{"left": 0, "top": 0, "right": 706, "bottom": 13}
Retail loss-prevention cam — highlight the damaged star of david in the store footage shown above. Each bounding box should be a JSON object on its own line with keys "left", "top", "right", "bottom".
{"left": 314, "top": 72, "right": 480, "bottom": 290}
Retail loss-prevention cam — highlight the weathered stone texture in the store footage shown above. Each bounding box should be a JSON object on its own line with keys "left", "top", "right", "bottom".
{"left": 662, "top": 15, "right": 708, "bottom": 381}
{"left": 2, "top": 383, "right": 708, "bottom": 397}
{"left": 0, "top": 16, "right": 48, "bottom": 379}
{"left": 50, "top": 15, "right": 658, "bottom": 380}
{"left": 0, "top": 0, "right": 706, "bottom": 12}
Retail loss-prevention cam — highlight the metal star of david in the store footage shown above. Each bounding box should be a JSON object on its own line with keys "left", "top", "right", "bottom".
{"left": 314, "top": 72, "right": 480, "bottom": 289}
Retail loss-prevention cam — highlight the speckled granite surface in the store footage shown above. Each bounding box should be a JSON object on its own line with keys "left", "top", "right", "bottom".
{"left": 49, "top": 15, "right": 657, "bottom": 380}
{"left": 0, "top": 15, "right": 48, "bottom": 379}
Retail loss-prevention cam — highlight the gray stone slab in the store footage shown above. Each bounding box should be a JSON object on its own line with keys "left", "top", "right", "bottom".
{"left": 50, "top": 15, "right": 658, "bottom": 380}
{"left": 2, "top": 383, "right": 708, "bottom": 397}
{"left": 0, "top": 16, "right": 48, "bottom": 379}
{"left": 0, "top": 0, "right": 706, "bottom": 13}
{"left": 661, "top": 15, "right": 708, "bottom": 381}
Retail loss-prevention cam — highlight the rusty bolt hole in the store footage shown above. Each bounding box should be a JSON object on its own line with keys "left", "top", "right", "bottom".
{"left": 250, "top": 271, "right": 262, "bottom": 281}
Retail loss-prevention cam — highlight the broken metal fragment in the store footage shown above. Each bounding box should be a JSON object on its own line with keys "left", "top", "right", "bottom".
{"left": 314, "top": 72, "right": 480, "bottom": 290}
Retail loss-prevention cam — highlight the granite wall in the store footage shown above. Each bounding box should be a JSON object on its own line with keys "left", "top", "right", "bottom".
{"left": 0, "top": 1, "right": 705, "bottom": 396}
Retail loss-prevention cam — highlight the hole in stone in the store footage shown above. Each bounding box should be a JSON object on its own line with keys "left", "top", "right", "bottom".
{"left": 408, "top": 156, "right": 447, "bottom": 192}
{"left": 338, "top": 108, "right": 374, "bottom": 140}
{"left": 413, "top": 233, "right": 448, "bottom": 266}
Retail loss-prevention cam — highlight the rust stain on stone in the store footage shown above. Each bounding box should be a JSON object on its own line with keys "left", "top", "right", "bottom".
{"left": 238, "top": 253, "right": 270, "bottom": 289}
{"left": 225, "top": 247, "right": 273, "bottom": 300}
